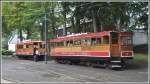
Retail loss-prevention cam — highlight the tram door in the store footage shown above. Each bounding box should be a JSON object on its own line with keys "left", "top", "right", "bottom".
{"left": 110, "top": 32, "right": 120, "bottom": 57}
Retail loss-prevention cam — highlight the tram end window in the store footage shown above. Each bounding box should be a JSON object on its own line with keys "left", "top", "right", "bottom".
{"left": 111, "top": 32, "right": 118, "bottom": 44}
{"left": 121, "top": 36, "right": 132, "bottom": 45}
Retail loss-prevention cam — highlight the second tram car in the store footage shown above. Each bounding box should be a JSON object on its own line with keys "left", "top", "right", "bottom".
{"left": 49, "top": 31, "right": 134, "bottom": 69}
{"left": 16, "top": 41, "right": 45, "bottom": 60}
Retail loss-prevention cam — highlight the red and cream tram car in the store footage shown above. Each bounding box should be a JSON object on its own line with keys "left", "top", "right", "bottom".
{"left": 49, "top": 31, "right": 134, "bottom": 69}
{"left": 16, "top": 41, "right": 45, "bottom": 60}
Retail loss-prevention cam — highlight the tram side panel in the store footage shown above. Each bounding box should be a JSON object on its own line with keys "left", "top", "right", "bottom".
{"left": 16, "top": 48, "right": 34, "bottom": 56}
{"left": 16, "top": 44, "right": 45, "bottom": 59}
{"left": 49, "top": 44, "right": 111, "bottom": 62}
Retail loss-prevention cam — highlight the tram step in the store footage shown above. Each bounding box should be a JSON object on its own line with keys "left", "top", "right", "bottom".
{"left": 111, "top": 65, "right": 122, "bottom": 68}
{"left": 110, "top": 61, "right": 121, "bottom": 63}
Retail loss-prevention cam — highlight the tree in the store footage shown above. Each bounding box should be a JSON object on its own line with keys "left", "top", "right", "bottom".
{"left": 2, "top": 2, "right": 148, "bottom": 42}
{"left": 73, "top": 2, "right": 148, "bottom": 33}
{"left": 2, "top": 2, "right": 60, "bottom": 41}
{"left": 61, "top": 2, "right": 72, "bottom": 36}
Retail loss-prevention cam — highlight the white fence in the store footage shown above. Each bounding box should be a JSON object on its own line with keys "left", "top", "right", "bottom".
{"left": 133, "top": 30, "right": 148, "bottom": 46}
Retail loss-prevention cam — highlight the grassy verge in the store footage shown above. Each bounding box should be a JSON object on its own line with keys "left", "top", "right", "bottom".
{"left": 133, "top": 53, "right": 148, "bottom": 63}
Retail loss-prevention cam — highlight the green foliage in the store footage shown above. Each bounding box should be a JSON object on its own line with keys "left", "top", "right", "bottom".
{"left": 2, "top": 2, "right": 61, "bottom": 40}
{"left": 2, "top": 49, "right": 14, "bottom": 55}
{"left": 73, "top": 2, "right": 148, "bottom": 32}
{"left": 134, "top": 53, "right": 148, "bottom": 62}
{"left": 2, "top": 2, "right": 148, "bottom": 41}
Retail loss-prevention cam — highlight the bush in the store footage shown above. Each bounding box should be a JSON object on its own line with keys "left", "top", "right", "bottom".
{"left": 2, "top": 49, "right": 14, "bottom": 55}
{"left": 134, "top": 44, "right": 148, "bottom": 53}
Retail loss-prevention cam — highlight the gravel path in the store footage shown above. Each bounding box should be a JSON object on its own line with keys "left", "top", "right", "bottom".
{"left": 1, "top": 56, "right": 148, "bottom": 83}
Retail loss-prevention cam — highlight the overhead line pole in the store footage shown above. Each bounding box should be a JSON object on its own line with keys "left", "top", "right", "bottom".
{"left": 44, "top": 13, "right": 48, "bottom": 64}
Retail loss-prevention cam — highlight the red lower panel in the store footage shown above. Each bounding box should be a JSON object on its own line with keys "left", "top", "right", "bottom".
{"left": 49, "top": 52, "right": 110, "bottom": 57}
{"left": 121, "top": 51, "right": 133, "bottom": 57}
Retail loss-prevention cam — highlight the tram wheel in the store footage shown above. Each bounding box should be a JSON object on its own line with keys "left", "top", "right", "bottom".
{"left": 86, "top": 62, "right": 92, "bottom": 67}
{"left": 66, "top": 60, "right": 72, "bottom": 65}
{"left": 17, "top": 56, "right": 22, "bottom": 59}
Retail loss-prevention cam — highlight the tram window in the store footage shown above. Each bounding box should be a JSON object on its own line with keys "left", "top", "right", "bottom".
{"left": 26, "top": 45, "right": 33, "bottom": 48}
{"left": 26, "top": 45, "right": 29, "bottom": 48}
{"left": 81, "top": 39, "right": 86, "bottom": 46}
{"left": 40, "top": 44, "right": 44, "bottom": 48}
{"left": 91, "top": 38, "right": 97, "bottom": 45}
{"left": 34, "top": 43, "right": 38, "bottom": 45}
{"left": 67, "top": 41, "right": 69, "bottom": 46}
{"left": 102, "top": 36, "right": 109, "bottom": 44}
{"left": 112, "top": 38, "right": 118, "bottom": 44}
{"left": 21, "top": 45, "right": 23, "bottom": 48}
{"left": 97, "top": 38, "right": 101, "bottom": 44}
{"left": 50, "top": 43, "right": 54, "bottom": 48}
{"left": 29, "top": 45, "right": 33, "bottom": 48}
{"left": 17, "top": 45, "right": 23, "bottom": 49}
{"left": 40, "top": 44, "right": 42, "bottom": 48}
{"left": 67, "top": 41, "right": 73, "bottom": 46}
{"left": 23, "top": 45, "right": 26, "bottom": 48}
{"left": 41, "top": 44, "right": 46, "bottom": 48}
{"left": 74, "top": 40, "right": 81, "bottom": 46}
{"left": 86, "top": 39, "right": 91, "bottom": 45}
{"left": 57, "top": 42, "right": 64, "bottom": 47}
{"left": 54, "top": 43, "right": 57, "bottom": 47}
{"left": 42, "top": 44, "right": 45, "bottom": 48}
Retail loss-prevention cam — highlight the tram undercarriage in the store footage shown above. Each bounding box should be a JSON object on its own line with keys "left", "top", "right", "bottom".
{"left": 53, "top": 56, "right": 132, "bottom": 70}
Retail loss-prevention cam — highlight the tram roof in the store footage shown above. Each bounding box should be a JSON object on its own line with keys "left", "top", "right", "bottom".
{"left": 16, "top": 41, "right": 43, "bottom": 46}
{"left": 49, "top": 31, "right": 133, "bottom": 43}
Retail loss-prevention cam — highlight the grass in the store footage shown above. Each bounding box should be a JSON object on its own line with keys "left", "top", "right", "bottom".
{"left": 133, "top": 53, "right": 148, "bottom": 63}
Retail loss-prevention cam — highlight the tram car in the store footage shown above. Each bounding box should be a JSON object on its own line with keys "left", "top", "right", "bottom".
{"left": 49, "top": 31, "right": 134, "bottom": 69}
{"left": 16, "top": 41, "right": 45, "bottom": 60}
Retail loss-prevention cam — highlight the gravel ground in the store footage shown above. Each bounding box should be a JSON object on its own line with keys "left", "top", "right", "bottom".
{"left": 1, "top": 56, "right": 148, "bottom": 83}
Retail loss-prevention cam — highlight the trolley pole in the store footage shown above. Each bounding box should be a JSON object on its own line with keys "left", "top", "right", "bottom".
{"left": 44, "top": 13, "right": 48, "bottom": 64}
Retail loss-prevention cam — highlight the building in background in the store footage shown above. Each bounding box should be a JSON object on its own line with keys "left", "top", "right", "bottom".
{"left": 133, "top": 29, "right": 148, "bottom": 46}
{"left": 8, "top": 30, "right": 27, "bottom": 52}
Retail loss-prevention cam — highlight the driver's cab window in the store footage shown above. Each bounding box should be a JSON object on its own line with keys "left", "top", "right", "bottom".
{"left": 121, "top": 36, "right": 132, "bottom": 45}
{"left": 33, "top": 43, "right": 39, "bottom": 48}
